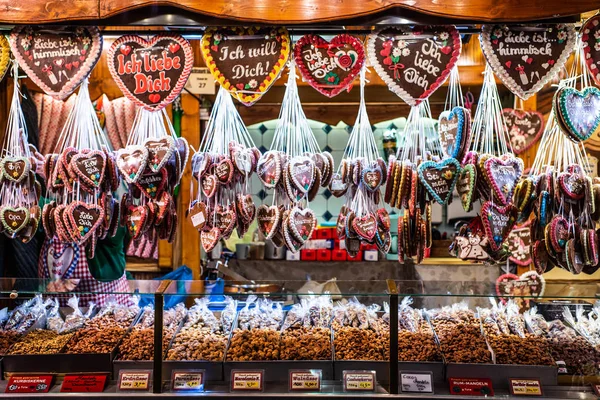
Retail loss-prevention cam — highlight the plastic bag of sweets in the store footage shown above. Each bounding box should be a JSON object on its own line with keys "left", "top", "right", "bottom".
{"left": 61, "top": 296, "right": 94, "bottom": 334}
{"left": 46, "top": 299, "right": 64, "bottom": 333}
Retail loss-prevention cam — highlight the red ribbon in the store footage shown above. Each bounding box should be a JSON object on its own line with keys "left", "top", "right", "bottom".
{"left": 388, "top": 63, "right": 405, "bottom": 80}
{"left": 515, "top": 65, "right": 525, "bottom": 74}
{"left": 42, "top": 65, "right": 52, "bottom": 73}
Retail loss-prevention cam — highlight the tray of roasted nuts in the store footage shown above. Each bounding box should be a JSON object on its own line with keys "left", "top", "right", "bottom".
{"left": 3, "top": 295, "right": 141, "bottom": 376}
{"left": 224, "top": 295, "right": 334, "bottom": 382}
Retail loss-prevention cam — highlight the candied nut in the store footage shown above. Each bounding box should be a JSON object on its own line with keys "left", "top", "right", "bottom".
{"left": 280, "top": 327, "right": 332, "bottom": 361}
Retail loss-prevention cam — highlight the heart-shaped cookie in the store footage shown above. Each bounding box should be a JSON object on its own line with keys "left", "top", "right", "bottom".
{"left": 215, "top": 205, "right": 237, "bottom": 237}
{"left": 548, "top": 215, "right": 569, "bottom": 253}
{"left": 502, "top": 108, "right": 545, "bottom": 154}
{"left": 480, "top": 24, "right": 576, "bottom": 100}
{"left": 582, "top": 15, "right": 600, "bottom": 87}
{"left": 201, "top": 27, "right": 290, "bottom": 106}
{"left": 362, "top": 165, "right": 383, "bottom": 192}
{"left": 495, "top": 273, "right": 520, "bottom": 298}
{"left": 233, "top": 147, "right": 255, "bottom": 176}
{"left": 1, "top": 156, "right": 30, "bottom": 183}
{"left": 257, "top": 150, "right": 281, "bottom": 188}
{"left": 135, "top": 168, "right": 167, "bottom": 199}
{"left": 555, "top": 86, "right": 600, "bottom": 142}
{"left": 215, "top": 158, "right": 234, "bottom": 184}
{"left": 117, "top": 145, "right": 149, "bottom": 183}
{"left": 294, "top": 34, "right": 365, "bottom": 98}
{"left": 352, "top": 213, "right": 377, "bottom": 241}
{"left": 67, "top": 202, "right": 104, "bottom": 244}
{"left": 201, "top": 174, "right": 218, "bottom": 198}
{"left": 10, "top": 26, "right": 103, "bottom": 99}
{"left": 367, "top": 26, "right": 461, "bottom": 105}
{"left": 506, "top": 222, "right": 532, "bottom": 266}
{"left": 201, "top": 227, "right": 221, "bottom": 252}
{"left": 438, "top": 106, "right": 468, "bottom": 159}
{"left": 456, "top": 163, "right": 477, "bottom": 212}
{"left": 288, "top": 207, "right": 317, "bottom": 242}
{"left": 125, "top": 205, "right": 147, "bottom": 240}
{"left": 257, "top": 204, "right": 280, "bottom": 240}
{"left": 145, "top": 136, "right": 175, "bottom": 172}
{"left": 0, "top": 206, "right": 29, "bottom": 236}
{"left": 417, "top": 158, "right": 460, "bottom": 205}
{"left": 107, "top": 34, "right": 193, "bottom": 110}
{"left": 484, "top": 156, "right": 523, "bottom": 206}
{"left": 558, "top": 171, "right": 585, "bottom": 200}
{"left": 481, "top": 201, "right": 517, "bottom": 252}
{"left": 70, "top": 150, "right": 106, "bottom": 189}
{"left": 288, "top": 156, "right": 315, "bottom": 194}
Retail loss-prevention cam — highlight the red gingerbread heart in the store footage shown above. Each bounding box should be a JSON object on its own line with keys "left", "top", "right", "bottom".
{"left": 352, "top": 213, "right": 377, "bottom": 241}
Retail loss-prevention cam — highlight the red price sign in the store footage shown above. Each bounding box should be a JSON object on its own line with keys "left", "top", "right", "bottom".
{"left": 449, "top": 378, "right": 494, "bottom": 396}
{"left": 61, "top": 374, "right": 107, "bottom": 393}
{"left": 6, "top": 375, "right": 53, "bottom": 393}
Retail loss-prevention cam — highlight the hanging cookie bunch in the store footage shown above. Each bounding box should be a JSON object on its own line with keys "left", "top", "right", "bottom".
{"left": 0, "top": 62, "right": 42, "bottom": 243}
{"left": 450, "top": 65, "right": 522, "bottom": 262}
{"left": 107, "top": 33, "right": 194, "bottom": 245}
{"left": 255, "top": 63, "right": 334, "bottom": 253}
{"left": 192, "top": 87, "right": 260, "bottom": 253}
{"left": 332, "top": 67, "right": 389, "bottom": 255}
{"left": 42, "top": 79, "right": 121, "bottom": 258}
{"left": 525, "top": 39, "right": 600, "bottom": 275}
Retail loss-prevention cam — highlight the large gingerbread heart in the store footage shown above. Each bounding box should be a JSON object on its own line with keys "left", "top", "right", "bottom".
{"left": 107, "top": 34, "right": 193, "bottom": 110}
{"left": 201, "top": 27, "right": 290, "bottom": 106}
{"left": 10, "top": 26, "right": 102, "bottom": 100}
{"left": 67, "top": 202, "right": 104, "bottom": 244}
{"left": 367, "top": 26, "right": 461, "bottom": 106}
{"left": 117, "top": 145, "right": 149, "bottom": 183}
{"left": 502, "top": 108, "right": 545, "bottom": 154}
{"left": 0, "top": 206, "right": 29, "bottom": 236}
{"left": 480, "top": 24, "right": 576, "bottom": 100}
{"left": 481, "top": 201, "right": 517, "bottom": 252}
{"left": 582, "top": 15, "right": 600, "bottom": 87}
{"left": 555, "top": 87, "right": 600, "bottom": 142}
{"left": 1, "top": 156, "right": 30, "bottom": 183}
{"left": 0, "top": 36, "right": 11, "bottom": 83}
{"left": 417, "top": 158, "right": 460, "bottom": 205}
{"left": 294, "top": 34, "right": 365, "bottom": 98}
{"left": 484, "top": 156, "right": 523, "bottom": 206}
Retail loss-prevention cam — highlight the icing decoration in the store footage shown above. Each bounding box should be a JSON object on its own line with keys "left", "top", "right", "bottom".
{"left": 581, "top": 14, "right": 600, "bottom": 87}
{"left": 481, "top": 201, "right": 517, "bottom": 252}
{"left": 506, "top": 221, "right": 532, "bottom": 266}
{"left": 438, "top": 106, "right": 468, "bottom": 159}
{"left": 456, "top": 164, "right": 477, "bottom": 212}
{"left": 502, "top": 108, "right": 545, "bottom": 154}
{"left": 417, "top": 158, "right": 460, "bottom": 205}
{"left": 555, "top": 86, "right": 600, "bottom": 142}
{"left": 116, "top": 145, "right": 149, "bottom": 183}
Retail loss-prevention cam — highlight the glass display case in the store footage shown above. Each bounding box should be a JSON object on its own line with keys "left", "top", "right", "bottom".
{"left": 0, "top": 277, "right": 597, "bottom": 397}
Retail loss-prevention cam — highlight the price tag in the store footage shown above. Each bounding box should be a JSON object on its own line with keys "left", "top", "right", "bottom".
{"left": 230, "top": 370, "right": 264, "bottom": 392}
{"left": 5, "top": 375, "right": 53, "bottom": 393}
{"left": 449, "top": 378, "right": 494, "bottom": 396}
{"left": 118, "top": 370, "right": 152, "bottom": 391}
{"left": 343, "top": 370, "right": 376, "bottom": 392}
{"left": 171, "top": 370, "right": 205, "bottom": 392}
{"left": 400, "top": 371, "right": 434, "bottom": 393}
{"left": 509, "top": 379, "right": 542, "bottom": 396}
{"left": 185, "top": 67, "right": 216, "bottom": 95}
{"left": 556, "top": 361, "right": 568, "bottom": 374}
{"left": 289, "top": 370, "right": 321, "bottom": 392}
{"left": 60, "top": 374, "right": 107, "bottom": 393}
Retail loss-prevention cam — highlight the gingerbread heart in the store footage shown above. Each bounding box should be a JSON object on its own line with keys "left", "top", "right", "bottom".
{"left": 417, "top": 158, "right": 460, "bottom": 205}
{"left": 502, "top": 108, "right": 544, "bottom": 154}
{"left": 376, "top": 208, "right": 391, "bottom": 231}
{"left": 0, "top": 206, "right": 29, "bottom": 236}
{"left": 495, "top": 273, "right": 520, "bottom": 298}
{"left": 257, "top": 150, "right": 281, "bottom": 188}
{"left": 555, "top": 86, "right": 600, "bottom": 142}
{"left": 481, "top": 201, "right": 517, "bottom": 252}
{"left": 201, "top": 27, "right": 290, "bottom": 106}
{"left": 506, "top": 222, "right": 532, "bottom": 266}
{"left": 438, "top": 106, "right": 468, "bottom": 159}
{"left": 201, "top": 227, "right": 221, "bottom": 252}
{"left": 456, "top": 164, "right": 477, "bottom": 212}
{"left": 126, "top": 205, "right": 148, "bottom": 240}
{"left": 1, "top": 156, "right": 30, "bottom": 183}
{"left": 582, "top": 15, "right": 600, "bottom": 87}
{"left": 288, "top": 156, "right": 315, "bottom": 194}
{"left": 484, "top": 156, "right": 523, "bottom": 206}
{"left": 201, "top": 174, "right": 218, "bottom": 198}
{"left": 367, "top": 26, "right": 461, "bottom": 106}
{"left": 145, "top": 136, "right": 175, "bottom": 172}
{"left": 519, "top": 271, "right": 546, "bottom": 297}
{"left": 480, "top": 24, "right": 576, "bottom": 100}
{"left": 10, "top": 26, "right": 102, "bottom": 100}
{"left": 257, "top": 204, "right": 280, "bottom": 240}
{"left": 233, "top": 147, "right": 255, "bottom": 176}
{"left": 135, "top": 168, "right": 167, "bottom": 199}
{"left": 215, "top": 205, "right": 237, "bottom": 236}
{"left": 107, "top": 34, "right": 193, "bottom": 110}
{"left": 117, "top": 145, "right": 149, "bottom": 183}
{"left": 215, "top": 159, "right": 234, "bottom": 184}
{"left": 288, "top": 207, "right": 317, "bottom": 242}
{"left": 549, "top": 215, "right": 569, "bottom": 253}
{"left": 362, "top": 165, "right": 383, "bottom": 192}
{"left": 558, "top": 171, "right": 585, "bottom": 200}
{"left": 294, "top": 34, "right": 365, "bottom": 98}
{"left": 352, "top": 213, "right": 377, "bottom": 241}
{"left": 70, "top": 150, "right": 106, "bottom": 189}
{"left": 189, "top": 201, "right": 208, "bottom": 231}
{"left": 68, "top": 202, "right": 104, "bottom": 244}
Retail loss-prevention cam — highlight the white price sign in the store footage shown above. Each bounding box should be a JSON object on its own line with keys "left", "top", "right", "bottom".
{"left": 400, "top": 371, "right": 433, "bottom": 393}
{"left": 185, "top": 68, "right": 215, "bottom": 95}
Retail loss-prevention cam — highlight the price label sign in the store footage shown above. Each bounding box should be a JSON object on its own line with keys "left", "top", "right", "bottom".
{"left": 509, "top": 379, "right": 542, "bottom": 396}
{"left": 185, "top": 67, "right": 216, "bottom": 95}
{"left": 118, "top": 370, "right": 152, "bottom": 391}
{"left": 61, "top": 374, "right": 107, "bottom": 393}
{"left": 400, "top": 371, "right": 434, "bottom": 393}
{"left": 449, "top": 378, "right": 494, "bottom": 396}
{"left": 5, "top": 375, "right": 53, "bottom": 393}
{"left": 343, "top": 370, "right": 376, "bottom": 392}
{"left": 230, "top": 370, "right": 264, "bottom": 392}
{"left": 171, "top": 370, "right": 205, "bottom": 392}
{"left": 289, "top": 370, "right": 321, "bottom": 392}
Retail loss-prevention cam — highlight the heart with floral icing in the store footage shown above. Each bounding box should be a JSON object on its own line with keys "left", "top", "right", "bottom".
{"left": 367, "top": 26, "right": 461, "bottom": 106}
{"left": 214, "top": 159, "right": 234, "bottom": 184}
{"left": 145, "top": 136, "right": 175, "bottom": 172}
{"left": 201, "top": 227, "right": 221, "bottom": 252}
{"left": 480, "top": 24, "right": 576, "bottom": 100}
{"left": 558, "top": 171, "right": 585, "bottom": 200}
{"left": 438, "top": 106, "right": 468, "bottom": 159}
{"left": 233, "top": 147, "right": 255, "bottom": 176}
{"left": 201, "top": 27, "right": 290, "bottom": 106}
{"left": 483, "top": 156, "right": 523, "bottom": 206}
{"left": 70, "top": 150, "right": 106, "bottom": 189}
{"left": 135, "top": 168, "right": 167, "bottom": 200}
{"left": 361, "top": 165, "right": 383, "bottom": 192}
{"left": 582, "top": 15, "right": 600, "bottom": 87}
{"left": 257, "top": 151, "right": 281, "bottom": 188}
{"left": 352, "top": 213, "right": 377, "bottom": 241}
{"left": 10, "top": 26, "right": 103, "bottom": 100}
{"left": 67, "top": 202, "right": 104, "bottom": 244}
{"left": 107, "top": 34, "right": 193, "bottom": 110}
{"left": 117, "top": 145, "right": 148, "bottom": 183}
{"left": 0, "top": 206, "right": 29, "bottom": 236}
{"left": 1, "top": 156, "right": 30, "bottom": 183}
{"left": 289, "top": 156, "right": 315, "bottom": 194}
{"left": 257, "top": 204, "right": 280, "bottom": 239}
{"left": 556, "top": 86, "right": 600, "bottom": 142}
{"left": 417, "top": 158, "right": 460, "bottom": 205}
{"left": 215, "top": 205, "right": 237, "bottom": 236}
{"left": 294, "top": 34, "right": 365, "bottom": 98}
{"left": 456, "top": 164, "right": 477, "bottom": 212}
{"left": 201, "top": 174, "right": 218, "bottom": 198}
{"left": 481, "top": 201, "right": 517, "bottom": 252}
{"left": 502, "top": 108, "right": 545, "bottom": 154}
{"left": 495, "top": 273, "right": 520, "bottom": 298}
{"left": 548, "top": 215, "right": 569, "bottom": 254}
{"left": 288, "top": 207, "right": 317, "bottom": 242}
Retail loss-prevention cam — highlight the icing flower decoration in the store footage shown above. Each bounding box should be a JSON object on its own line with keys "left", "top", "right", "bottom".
{"left": 439, "top": 32, "right": 449, "bottom": 41}
{"left": 392, "top": 48, "right": 402, "bottom": 57}
{"left": 442, "top": 170, "right": 454, "bottom": 180}
{"left": 214, "top": 33, "right": 223, "bottom": 42}
{"left": 401, "top": 48, "right": 410, "bottom": 57}
{"left": 492, "top": 28, "right": 503, "bottom": 39}
{"left": 595, "top": 42, "right": 600, "bottom": 52}
{"left": 557, "top": 31, "right": 567, "bottom": 43}
{"left": 324, "top": 71, "right": 340, "bottom": 85}
{"left": 248, "top": 79, "right": 257, "bottom": 89}
{"left": 397, "top": 40, "right": 407, "bottom": 49}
